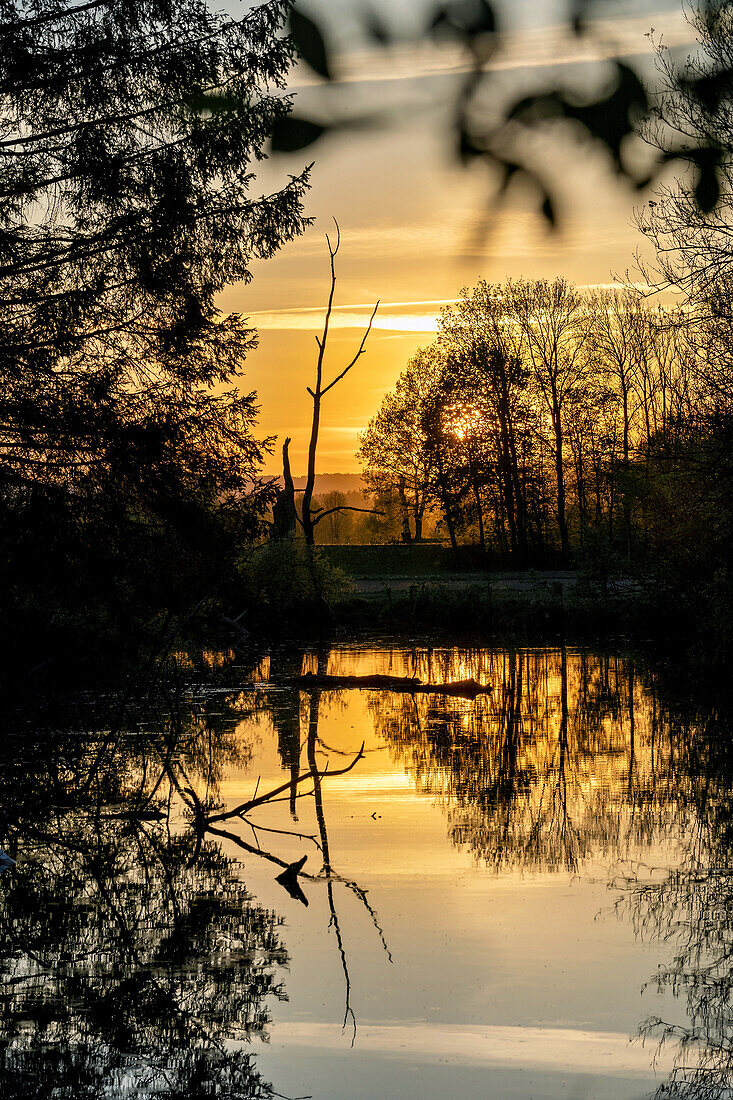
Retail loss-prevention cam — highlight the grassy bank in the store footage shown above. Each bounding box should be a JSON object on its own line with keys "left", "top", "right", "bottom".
{"left": 319, "top": 544, "right": 565, "bottom": 576}
{"left": 312, "top": 545, "right": 659, "bottom": 644}
{"left": 236, "top": 541, "right": 694, "bottom": 648}
{"left": 329, "top": 579, "right": 673, "bottom": 644}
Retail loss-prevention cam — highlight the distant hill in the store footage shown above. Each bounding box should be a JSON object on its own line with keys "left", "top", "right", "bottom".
{"left": 289, "top": 473, "right": 366, "bottom": 495}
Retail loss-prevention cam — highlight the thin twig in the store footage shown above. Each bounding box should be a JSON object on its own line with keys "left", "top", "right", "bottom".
{"left": 321, "top": 300, "right": 380, "bottom": 397}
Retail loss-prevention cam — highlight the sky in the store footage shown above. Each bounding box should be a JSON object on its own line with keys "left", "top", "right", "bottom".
{"left": 221, "top": 0, "right": 695, "bottom": 474}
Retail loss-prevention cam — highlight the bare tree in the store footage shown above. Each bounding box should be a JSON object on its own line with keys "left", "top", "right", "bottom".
{"left": 507, "top": 278, "right": 593, "bottom": 560}
{"left": 301, "top": 222, "right": 379, "bottom": 548}
{"left": 588, "top": 289, "right": 652, "bottom": 558}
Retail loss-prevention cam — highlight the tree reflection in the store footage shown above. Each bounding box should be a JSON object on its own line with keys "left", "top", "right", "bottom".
{"left": 31, "top": 648, "right": 388, "bottom": 1077}
{"left": 219, "top": 648, "right": 391, "bottom": 1041}
{"left": 275, "top": 643, "right": 733, "bottom": 1094}
{"left": 0, "top": 680, "right": 289, "bottom": 1099}
{"left": 9, "top": 642, "right": 731, "bottom": 1099}
{"left": 0, "top": 830, "right": 282, "bottom": 1099}
{"left": 0, "top": 657, "right": 375, "bottom": 1099}
{"left": 363, "top": 647, "right": 693, "bottom": 872}
{"left": 614, "top": 704, "right": 733, "bottom": 1099}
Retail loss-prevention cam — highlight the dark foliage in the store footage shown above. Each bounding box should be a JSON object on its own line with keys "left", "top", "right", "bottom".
{"left": 0, "top": 0, "right": 310, "bottom": 656}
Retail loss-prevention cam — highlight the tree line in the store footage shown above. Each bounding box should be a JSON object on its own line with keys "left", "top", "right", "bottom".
{"left": 358, "top": 280, "right": 730, "bottom": 588}
{"left": 354, "top": 0, "right": 733, "bottom": 635}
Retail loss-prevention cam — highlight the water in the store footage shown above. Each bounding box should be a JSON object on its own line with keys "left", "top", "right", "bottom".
{"left": 1, "top": 642, "right": 730, "bottom": 1099}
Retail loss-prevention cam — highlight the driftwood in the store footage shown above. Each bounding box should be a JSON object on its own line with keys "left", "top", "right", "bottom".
{"left": 287, "top": 672, "right": 492, "bottom": 699}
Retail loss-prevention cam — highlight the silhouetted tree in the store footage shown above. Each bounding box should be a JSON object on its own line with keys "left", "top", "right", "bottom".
{"left": 0, "top": 0, "right": 310, "bottom": 648}
{"left": 358, "top": 346, "right": 443, "bottom": 542}
{"left": 438, "top": 282, "right": 534, "bottom": 557}
{"left": 506, "top": 278, "right": 592, "bottom": 561}
{"left": 299, "top": 224, "right": 378, "bottom": 550}
{"left": 0, "top": 0, "right": 308, "bottom": 469}
{"left": 639, "top": 4, "right": 733, "bottom": 336}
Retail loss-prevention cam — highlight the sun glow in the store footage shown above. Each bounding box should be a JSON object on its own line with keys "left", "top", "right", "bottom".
{"left": 246, "top": 303, "right": 443, "bottom": 335}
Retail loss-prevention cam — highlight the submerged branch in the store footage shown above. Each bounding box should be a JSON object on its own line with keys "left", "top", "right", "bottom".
{"left": 205, "top": 743, "right": 365, "bottom": 825}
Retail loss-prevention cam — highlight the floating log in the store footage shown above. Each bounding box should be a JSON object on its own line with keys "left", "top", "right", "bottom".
{"left": 287, "top": 672, "right": 492, "bottom": 699}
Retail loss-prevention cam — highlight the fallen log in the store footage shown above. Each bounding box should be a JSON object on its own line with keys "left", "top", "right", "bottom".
{"left": 287, "top": 672, "right": 492, "bottom": 698}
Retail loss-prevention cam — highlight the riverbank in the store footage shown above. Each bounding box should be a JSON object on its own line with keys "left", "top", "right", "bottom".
{"left": 243, "top": 544, "right": 681, "bottom": 649}
{"left": 6, "top": 542, "right": 725, "bottom": 689}
{"left": 329, "top": 578, "right": 666, "bottom": 645}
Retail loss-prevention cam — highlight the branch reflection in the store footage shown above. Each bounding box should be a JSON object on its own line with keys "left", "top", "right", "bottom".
{"left": 0, "top": 655, "right": 380, "bottom": 1098}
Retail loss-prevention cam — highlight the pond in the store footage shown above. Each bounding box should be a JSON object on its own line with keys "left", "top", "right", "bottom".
{"left": 0, "top": 642, "right": 730, "bottom": 1100}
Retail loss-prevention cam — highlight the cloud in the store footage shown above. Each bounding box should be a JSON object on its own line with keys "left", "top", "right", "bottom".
{"left": 289, "top": 9, "right": 693, "bottom": 91}
{"left": 245, "top": 282, "right": 661, "bottom": 335}
{"left": 247, "top": 299, "right": 449, "bottom": 333}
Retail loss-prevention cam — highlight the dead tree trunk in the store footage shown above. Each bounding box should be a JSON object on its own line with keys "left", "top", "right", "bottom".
{"left": 301, "top": 222, "right": 379, "bottom": 548}
{"left": 271, "top": 436, "right": 297, "bottom": 539}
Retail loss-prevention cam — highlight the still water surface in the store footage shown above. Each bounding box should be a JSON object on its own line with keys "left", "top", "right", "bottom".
{"left": 2, "top": 643, "right": 730, "bottom": 1099}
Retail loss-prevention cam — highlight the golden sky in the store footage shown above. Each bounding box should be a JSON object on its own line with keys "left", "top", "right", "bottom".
{"left": 220, "top": 1, "right": 693, "bottom": 474}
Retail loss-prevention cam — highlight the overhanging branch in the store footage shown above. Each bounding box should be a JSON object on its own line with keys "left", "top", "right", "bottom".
{"left": 312, "top": 504, "right": 385, "bottom": 526}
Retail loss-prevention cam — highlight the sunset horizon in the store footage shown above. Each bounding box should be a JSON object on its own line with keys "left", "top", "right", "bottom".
{"left": 228, "top": 0, "right": 693, "bottom": 473}
{"left": 6, "top": 3, "right": 733, "bottom": 1099}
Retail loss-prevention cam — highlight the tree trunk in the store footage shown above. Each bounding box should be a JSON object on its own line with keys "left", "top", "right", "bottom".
{"left": 621, "top": 380, "right": 632, "bottom": 562}
{"left": 497, "top": 403, "right": 519, "bottom": 554}
{"left": 441, "top": 492, "right": 459, "bottom": 550}
{"left": 414, "top": 478, "right": 424, "bottom": 542}
{"left": 397, "top": 477, "right": 412, "bottom": 542}
{"left": 302, "top": 396, "right": 320, "bottom": 547}
{"left": 472, "top": 477, "right": 486, "bottom": 551}
{"left": 272, "top": 436, "right": 297, "bottom": 539}
{"left": 553, "top": 406, "right": 570, "bottom": 561}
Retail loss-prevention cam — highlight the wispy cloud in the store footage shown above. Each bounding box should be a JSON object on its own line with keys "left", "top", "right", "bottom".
{"left": 289, "top": 10, "right": 693, "bottom": 90}
{"left": 247, "top": 299, "right": 448, "bottom": 333}
{"left": 250, "top": 298, "right": 459, "bottom": 314}
{"left": 246, "top": 284, "right": 660, "bottom": 333}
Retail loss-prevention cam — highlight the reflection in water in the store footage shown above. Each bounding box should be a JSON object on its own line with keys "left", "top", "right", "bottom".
{"left": 264, "top": 644, "right": 733, "bottom": 1097}
{"left": 208, "top": 656, "right": 390, "bottom": 1045}
{"left": 615, "top": 703, "right": 733, "bottom": 1100}
{"left": 1, "top": 644, "right": 732, "bottom": 1099}
{"left": 0, "top": 686, "right": 289, "bottom": 1099}
{"left": 357, "top": 646, "right": 691, "bottom": 872}
{"left": 0, "top": 652, "right": 392, "bottom": 1097}
{"left": 0, "top": 831, "right": 282, "bottom": 1099}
